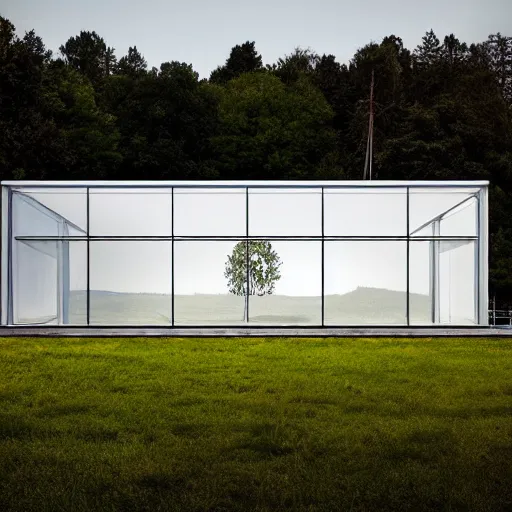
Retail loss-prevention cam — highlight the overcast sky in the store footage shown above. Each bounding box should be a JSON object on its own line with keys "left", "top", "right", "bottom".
{"left": 3, "top": 0, "right": 511, "bottom": 79}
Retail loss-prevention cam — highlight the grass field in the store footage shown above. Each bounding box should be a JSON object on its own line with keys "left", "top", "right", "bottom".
{"left": 0, "top": 337, "right": 511, "bottom": 511}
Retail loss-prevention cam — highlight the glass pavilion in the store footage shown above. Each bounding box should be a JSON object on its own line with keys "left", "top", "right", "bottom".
{"left": 0, "top": 180, "right": 488, "bottom": 327}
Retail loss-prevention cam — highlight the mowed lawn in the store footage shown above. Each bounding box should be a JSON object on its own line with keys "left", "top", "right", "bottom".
{"left": 0, "top": 337, "right": 512, "bottom": 511}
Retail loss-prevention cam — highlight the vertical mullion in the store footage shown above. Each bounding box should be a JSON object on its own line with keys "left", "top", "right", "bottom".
{"left": 321, "top": 187, "right": 325, "bottom": 327}
{"left": 477, "top": 187, "right": 488, "bottom": 325}
{"left": 406, "top": 187, "right": 410, "bottom": 326}
{"left": 86, "top": 187, "right": 90, "bottom": 326}
{"left": 7, "top": 189, "right": 13, "bottom": 325}
{"left": 1, "top": 187, "right": 13, "bottom": 325}
{"left": 171, "top": 187, "right": 174, "bottom": 327}
{"left": 246, "top": 187, "right": 249, "bottom": 324}
{"left": 0, "top": 185, "right": 2, "bottom": 325}
{"left": 475, "top": 191, "right": 480, "bottom": 324}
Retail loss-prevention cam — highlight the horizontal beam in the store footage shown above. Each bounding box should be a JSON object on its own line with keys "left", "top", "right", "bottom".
{"left": 15, "top": 235, "right": 479, "bottom": 242}
{"left": 1, "top": 180, "right": 490, "bottom": 189}
{"left": 0, "top": 326, "right": 508, "bottom": 337}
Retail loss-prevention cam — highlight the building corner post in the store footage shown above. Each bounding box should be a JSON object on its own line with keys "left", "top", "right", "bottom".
{"left": 478, "top": 186, "right": 489, "bottom": 325}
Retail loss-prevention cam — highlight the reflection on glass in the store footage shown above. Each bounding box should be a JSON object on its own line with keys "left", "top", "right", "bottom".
{"left": 409, "top": 241, "right": 477, "bottom": 325}
{"left": 89, "top": 189, "right": 172, "bottom": 236}
{"left": 174, "top": 188, "right": 246, "bottom": 236}
{"left": 174, "top": 241, "right": 245, "bottom": 324}
{"left": 439, "top": 240, "right": 476, "bottom": 324}
{"left": 324, "top": 188, "right": 406, "bottom": 236}
{"left": 249, "top": 189, "right": 321, "bottom": 236}
{"left": 248, "top": 241, "right": 321, "bottom": 325}
{"left": 12, "top": 188, "right": 87, "bottom": 237}
{"left": 324, "top": 241, "right": 407, "bottom": 325}
{"left": 409, "top": 189, "right": 479, "bottom": 237}
{"left": 89, "top": 242, "right": 172, "bottom": 325}
{"left": 13, "top": 240, "right": 86, "bottom": 325}
{"left": 408, "top": 242, "right": 433, "bottom": 324}
{"left": 4, "top": 183, "right": 485, "bottom": 327}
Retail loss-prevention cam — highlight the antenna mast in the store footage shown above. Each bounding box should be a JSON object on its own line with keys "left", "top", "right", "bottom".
{"left": 363, "top": 70, "right": 375, "bottom": 180}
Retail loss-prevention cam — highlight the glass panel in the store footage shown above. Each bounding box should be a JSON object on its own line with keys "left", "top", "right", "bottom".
{"left": 324, "top": 241, "right": 407, "bottom": 325}
{"left": 248, "top": 241, "right": 321, "bottom": 325}
{"left": 68, "top": 242, "right": 88, "bottom": 325}
{"left": 13, "top": 240, "right": 57, "bottom": 324}
{"left": 408, "top": 242, "right": 433, "bottom": 325}
{"left": 12, "top": 240, "right": 86, "bottom": 325}
{"left": 324, "top": 188, "right": 406, "bottom": 236}
{"left": 249, "top": 188, "right": 321, "bottom": 236}
{"left": 440, "top": 196, "right": 477, "bottom": 236}
{"left": 89, "top": 188, "right": 172, "bottom": 236}
{"left": 174, "top": 188, "right": 245, "bottom": 236}
{"left": 439, "top": 240, "right": 476, "bottom": 324}
{"left": 12, "top": 188, "right": 87, "bottom": 237}
{"left": 89, "top": 242, "right": 172, "bottom": 324}
{"left": 409, "top": 188, "right": 479, "bottom": 237}
{"left": 409, "top": 240, "right": 477, "bottom": 325}
{"left": 174, "top": 241, "right": 245, "bottom": 324}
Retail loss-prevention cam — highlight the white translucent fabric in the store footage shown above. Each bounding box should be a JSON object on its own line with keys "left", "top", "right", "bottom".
{"left": 13, "top": 240, "right": 58, "bottom": 324}
{"left": 12, "top": 240, "right": 87, "bottom": 325}
{"left": 13, "top": 192, "right": 63, "bottom": 237}
{"left": 11, "top": 188, "right": 87, "bottom": 236}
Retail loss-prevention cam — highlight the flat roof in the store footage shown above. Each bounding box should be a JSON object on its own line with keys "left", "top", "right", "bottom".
{"left": 0, "top": 180, "right": 489, "bottom": 188}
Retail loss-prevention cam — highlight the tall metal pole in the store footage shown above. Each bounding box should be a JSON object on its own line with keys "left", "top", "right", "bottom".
{"left": 363, "top": 70, "right": 375, "bottom": 180}
{"left": 369, "top": 70, "right": 374, "bottom": 180}
{"left": 245, "top": 188, "right": 249, "bottom": 324}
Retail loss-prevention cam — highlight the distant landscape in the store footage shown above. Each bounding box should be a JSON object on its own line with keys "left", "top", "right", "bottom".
{"left": 62, "top": 287, "right": 442, "bottom": 325}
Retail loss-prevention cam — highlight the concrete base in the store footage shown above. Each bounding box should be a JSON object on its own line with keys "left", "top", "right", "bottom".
{"left": 0, "top": 327, "right": 511, "bottom": 337}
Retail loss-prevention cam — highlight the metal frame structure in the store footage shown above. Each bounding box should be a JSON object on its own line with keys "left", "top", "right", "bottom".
{"left": 0, "top": 180, "right": 489, "bottom": 328}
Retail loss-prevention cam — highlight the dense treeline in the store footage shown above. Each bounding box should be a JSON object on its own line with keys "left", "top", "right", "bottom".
{"left": 1, "top": 16, "right": 512, "bottom": 307}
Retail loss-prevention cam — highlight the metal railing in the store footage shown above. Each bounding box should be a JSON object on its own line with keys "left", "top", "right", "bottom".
{"left": 489, "top": 309, "right": 512, "bottom": 327}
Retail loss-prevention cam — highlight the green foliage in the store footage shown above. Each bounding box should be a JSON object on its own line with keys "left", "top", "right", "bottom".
{"left": 414, "top": 29, "right": 442, "bottom": 66}
{"left": 271, "top": 47, "right": 319, "bottom": 84}
{"left": 210, "top": 41, "right": 263, "bottom": 84}
{"left": 485, "top": 33, "right": 512, "bottom": 103}
{"left": 0, "top": 18, "right": 63, "bottom": 179}
{"left": 212, "top": 72, "right": 337, "bottom": 178}
{"left": 101, "top": 60, "right": 219, "bottom": 178}
{"left": 42, "top": 62, "right": 122, "bottom": 178}
{"left": 59, "top": 31, "right": 116, "bottom": 85}
{"left": 224, "top": 241, "right": 282, "bottom": 296}
{"left": 115, "top": 46, "right": 147, "bottom": 77}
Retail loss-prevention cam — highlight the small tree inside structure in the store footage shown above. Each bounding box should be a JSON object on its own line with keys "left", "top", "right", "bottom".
{"left": 224, "top": 241, "right": 282, "bottom": 322}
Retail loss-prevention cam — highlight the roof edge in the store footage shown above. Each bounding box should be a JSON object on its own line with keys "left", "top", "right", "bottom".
{"left": 0, "top": 180, "right": 490, "bottom": 188}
